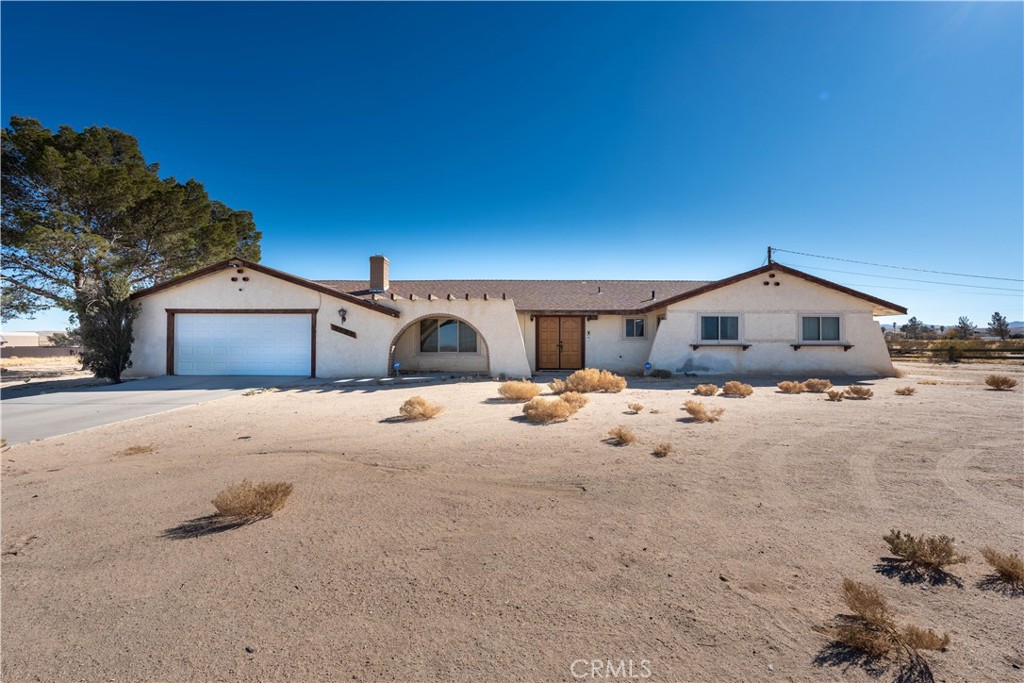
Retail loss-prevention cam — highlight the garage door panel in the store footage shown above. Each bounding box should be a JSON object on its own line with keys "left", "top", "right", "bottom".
{"left": 174, "top": 313, "right": 311, "bottom": 376}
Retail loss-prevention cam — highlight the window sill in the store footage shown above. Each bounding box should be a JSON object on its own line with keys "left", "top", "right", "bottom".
{"left": 691, "top": 343, "right": 751, "bottom": 350}
{"left": 419, "top": 351, "right": 482, "bottom": 355}
{"left": 791, "top": 343, "right": 854, "bottom": 351}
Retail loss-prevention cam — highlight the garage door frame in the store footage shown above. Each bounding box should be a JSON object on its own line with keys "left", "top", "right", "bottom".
{"left": 166, "top": 308, "right": 318, "bottom": 377}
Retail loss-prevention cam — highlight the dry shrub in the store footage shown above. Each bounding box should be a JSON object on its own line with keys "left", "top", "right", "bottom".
{"left": 980, "top": 547, "right": 1024, "bottom": 590}
{"left": 212, "top": 480, "right": 293, "bottom": 519}
{"left": 777, "top": 381, "right": 806, "bottom": 394}
{"left": 497, "top": 380, "right": 542, "bottom": 401}
{"left": 560, "top": 391, "right": 589, "bottom": 410}
{"left": 721, "top": 381, "right": 753, "bottom": 397}
{"left": 895, "top": 386, "right": 916, "bottom": 396}
{"left": 564, "top": 368, "right": 627, "bottom": 393}
{"left": 627, "top": 402, "right": 645, "bottom": 414}
{"left": 883, "top": 529, "right": 968, "bottom": 574}
{"left": 522, "top": 397, "right": 577, "bottom": 424}
{"left": 845, "top": 386, "right": 874, "bottom": 400}
{"left": 893, "top": 367, "right": 906, "bottom": 378}
{"left": 399, "top": 396, "right": 443, "bottom": 421}
{"left": 652, "top": 442, "right": 673, "bottom": 458}
{"left": 832, "top": 578, "right": 949, "bottom": 667}
{"left": 825, "top": 389, "right": 845, "bottom": 402}
{"left": 547, "top": 378, "right": 567, "bottom": 394}
{"left": 117, "top": 444, "right": 154, "bottom": 456}
{"left": 693, "top": 383, "right": 719, "bottom": 396}
{"left": 985, "top": 374, "right": 1018, "bottom": 391}
{"left": 900, "top": 625, "right": 951, "bottom": 651}
{"left": 684, "top": 400, "right": 724, "bottom": 423}
{"left": 649, "top": 369, "right": 672, "bottom": 379}
{"left": 835, "top": 579, "right": 896, "bottom": 656}
{"left": 803, "top": 378, "right": 832, "bottom": 393}
{"left": 606, "top": 426, "right": 637, "bottom": 446}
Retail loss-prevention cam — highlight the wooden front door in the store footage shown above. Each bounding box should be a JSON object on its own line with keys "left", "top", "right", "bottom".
{"left": 536, "top": 316, "right": 585, "bottom": 370}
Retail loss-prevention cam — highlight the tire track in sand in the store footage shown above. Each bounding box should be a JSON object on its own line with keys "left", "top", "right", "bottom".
{"left": 936, "top": 448, "right": 1020, "bottom": 522}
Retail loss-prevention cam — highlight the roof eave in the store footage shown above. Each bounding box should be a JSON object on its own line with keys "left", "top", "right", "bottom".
{"left": 640, "top": 263, "right": 907, "bottom": 315}
{"left": 129, "top": 258, "right": 401, "bottom": 318}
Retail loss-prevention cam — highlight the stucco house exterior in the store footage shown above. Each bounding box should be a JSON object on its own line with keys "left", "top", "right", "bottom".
{"left": 125, "top": 255, "right": 906, "bottom": 379}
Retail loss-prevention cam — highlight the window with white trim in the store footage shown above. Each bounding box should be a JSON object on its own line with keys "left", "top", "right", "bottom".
{"left": 801, "top": 315, "right": 841, "bottom": 342}
{"left": 419, "top": 318, "right": 478, "bottom": 353}
{"left": 700, "top": 315, "right": 739, "bottom": 341}
{"left": 625, "top": 318, "right": 646, "bottom": 338}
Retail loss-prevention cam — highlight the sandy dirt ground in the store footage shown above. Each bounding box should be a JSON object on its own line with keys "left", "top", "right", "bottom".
{"left": 2, "top": 362, "right": 1022, "bottom": 682}
{"left": 0, "top": 356, "right": 100, "bottom": 397}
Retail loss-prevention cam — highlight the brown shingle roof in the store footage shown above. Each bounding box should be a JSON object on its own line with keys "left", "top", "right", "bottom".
{"left": 129, "top": 258, "right": 906, "bottom": 317}
{"left": 315, "top": 279, "right": 712, "bottom": 314}
{"left": 316, "top": 263, "right": 907, "bottom": 316}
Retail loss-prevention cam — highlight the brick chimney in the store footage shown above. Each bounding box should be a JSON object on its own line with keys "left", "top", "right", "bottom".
{"left": 369, "top": 255, "right": 389, "bottom": 292}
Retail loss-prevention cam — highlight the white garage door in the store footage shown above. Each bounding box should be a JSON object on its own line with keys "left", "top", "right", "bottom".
{"left": 174, "top": 313, "right": 312, "bottom": 376}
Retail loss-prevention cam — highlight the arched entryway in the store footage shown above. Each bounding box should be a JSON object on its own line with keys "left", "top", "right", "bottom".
{"left": 388, "top": 314, "right": 490, "bottom": 376}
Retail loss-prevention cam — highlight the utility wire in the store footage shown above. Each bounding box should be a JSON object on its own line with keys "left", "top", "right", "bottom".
{"left": 777, "top": 261, "right": 1024, "bottom": 293}
{"left": 771, "top": 247, "right": 1023, "bottom": 283}
{"left": 833, "top": 284, "right": 1022, "bottom": 298}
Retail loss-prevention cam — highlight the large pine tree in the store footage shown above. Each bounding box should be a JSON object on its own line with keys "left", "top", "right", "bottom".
{"left": 2, "top": 116, "right": 262, "bottom": 380}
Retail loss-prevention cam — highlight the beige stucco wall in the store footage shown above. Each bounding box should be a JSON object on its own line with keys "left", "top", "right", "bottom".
{"left": 518, "top": 314, "right": 536, "bottom": 371}
{"left": 387, "top": 297, "right": 529, "bottom": 377}
{"left": 516, "top": 311, "right": 665, "bottom": 374}
{"left": 387, "top": 296, "right": 532, "bottom": 376}
{"left": 583, "top": 313, "right": 662, "bottom": 374}
{"left": 647, "top": 270, "right": 895, "bottom": 377}
{"left": 126, "top": 266, "right": 530, "bottom": 379}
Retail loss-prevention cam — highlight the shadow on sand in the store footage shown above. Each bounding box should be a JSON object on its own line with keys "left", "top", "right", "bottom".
{"left": 162, "top": 514, "right": 264, "bottom": 540}
{"left": 814, "top": 623, "right": 938, "bottom": 683}
{"left": 976, "top": 574, "right": 1024, "bottom": 597}
{"left": 873, "top": 558, "right": 964, "bottom": 588}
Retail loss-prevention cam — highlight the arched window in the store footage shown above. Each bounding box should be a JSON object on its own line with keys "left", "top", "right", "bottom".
{"left": 419, "top": 318, "right": 478, "bottom": 353}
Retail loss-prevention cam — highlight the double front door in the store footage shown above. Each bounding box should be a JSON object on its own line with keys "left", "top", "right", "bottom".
{"left": 536, "top": 316, "right": 584, "bottom": 370}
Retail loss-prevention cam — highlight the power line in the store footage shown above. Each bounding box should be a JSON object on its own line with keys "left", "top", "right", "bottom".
{"left": 771, "top": 247, "right": 1024, "bottom": 283}
{"left": 836, "top": 284, "right": 1022, "bottom": 298}
{"left": 778, "top": 261, "right": 1024, "bottom": 293}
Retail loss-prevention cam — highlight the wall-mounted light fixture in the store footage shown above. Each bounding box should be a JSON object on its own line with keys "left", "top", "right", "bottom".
{"left": 338, "top": 308, "right": 348, "bottom": 323}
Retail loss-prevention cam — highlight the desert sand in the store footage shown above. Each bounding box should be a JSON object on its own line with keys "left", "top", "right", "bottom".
{"left": 2, "top": 362, "right": 1022, "bottom": 682}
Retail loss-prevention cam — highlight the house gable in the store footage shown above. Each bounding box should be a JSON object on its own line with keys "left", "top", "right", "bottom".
{"left": 130, "top": 258, "right": 400, "bottom": 318}
{"left": 640, "top": 263, "right": 906, "bottom": 316}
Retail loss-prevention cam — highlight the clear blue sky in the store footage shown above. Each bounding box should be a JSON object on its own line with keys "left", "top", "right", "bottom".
{"left": 2, "top": 1, "right": 1021, "bottom": 331}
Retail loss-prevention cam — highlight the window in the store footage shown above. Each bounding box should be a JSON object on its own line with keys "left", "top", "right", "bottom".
{"left": 420, "top": 318, "right": 478, "bottom": 352}
{"left": 802, "top": 316, "right": 841, "bottom": 342}
{"left": 625, "top": 318, "right": 645, "bottom": 338}
{"left": 700, "top": 315, "right": 739, "bottom": 341}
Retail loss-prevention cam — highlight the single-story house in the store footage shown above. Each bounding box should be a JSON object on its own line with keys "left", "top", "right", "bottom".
{"left": 125, "top": 255, "right": 906, "bottom": 379}
{"left": 1, "top": 332, "right": 43, "bottom": 347}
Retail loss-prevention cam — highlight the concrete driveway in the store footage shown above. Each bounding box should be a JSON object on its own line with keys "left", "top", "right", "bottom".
{"left": 1, "top": 376, "right": 318, "bottom": 446}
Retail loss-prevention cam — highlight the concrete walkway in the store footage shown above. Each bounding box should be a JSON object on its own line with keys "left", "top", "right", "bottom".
{"left": 1, "top": 375, "right": 320, "bottom": 446}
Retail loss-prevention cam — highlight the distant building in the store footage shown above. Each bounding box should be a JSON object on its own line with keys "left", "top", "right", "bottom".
{"left": 0, "top": 331, "right": 63, "bottom": 347}
{"left": 0, "top": 332, "right": 42, "bottom": 347}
